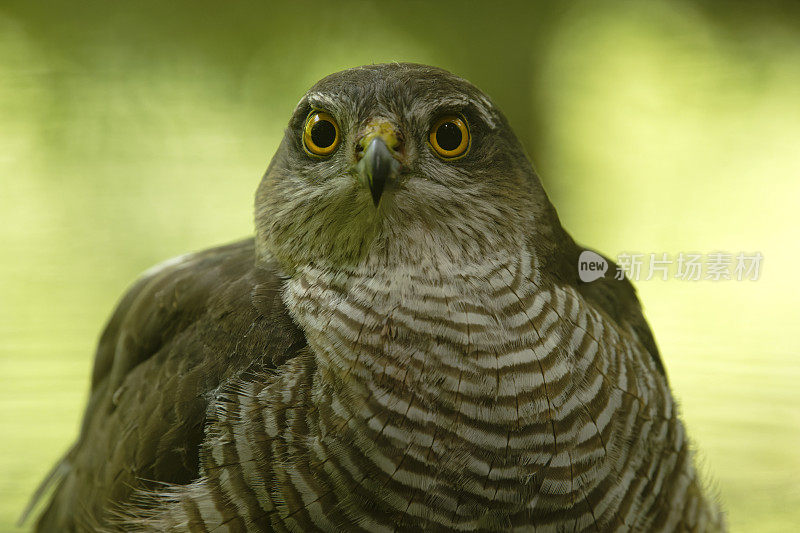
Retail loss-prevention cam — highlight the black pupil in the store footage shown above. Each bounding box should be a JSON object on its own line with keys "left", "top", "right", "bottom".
{"left": 311, "top": 119, "right": 336, "bottom": 148}
{"left": 436, "top": 121, "right": 462, "bottom": 151}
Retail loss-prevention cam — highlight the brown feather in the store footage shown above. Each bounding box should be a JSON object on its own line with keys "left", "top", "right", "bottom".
{"left": 33, "top": 239, "right": 305, "bottom": 531}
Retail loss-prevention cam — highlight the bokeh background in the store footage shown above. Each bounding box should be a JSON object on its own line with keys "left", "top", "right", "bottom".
{"left": 1, "top": 1, "right": 798, "bottom": 530}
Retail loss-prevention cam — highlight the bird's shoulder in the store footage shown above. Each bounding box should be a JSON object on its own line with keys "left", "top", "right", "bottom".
{"left": 33, "top": 238, "right": 306, "bottom": 531}
{"left": 534, "top": 225, "right": 667, "bottom": 378}
{"left": 91, "top": 237, "right": 304, "bottom": 394}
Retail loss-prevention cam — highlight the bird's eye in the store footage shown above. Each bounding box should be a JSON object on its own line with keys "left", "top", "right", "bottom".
{"left": 429, "top": 115, "right": 470, "bottom": 159}
{"left": 303, "top": 112, "right": 340, "bottom": 156}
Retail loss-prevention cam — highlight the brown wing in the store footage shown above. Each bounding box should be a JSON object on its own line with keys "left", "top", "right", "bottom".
{"left": 32, "top": 238, "right": 306, "bottom": 531}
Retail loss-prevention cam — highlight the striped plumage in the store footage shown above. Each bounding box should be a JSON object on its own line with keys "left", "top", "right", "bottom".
{"left": 31, "top": 64, "right": 724, "bottom": 531}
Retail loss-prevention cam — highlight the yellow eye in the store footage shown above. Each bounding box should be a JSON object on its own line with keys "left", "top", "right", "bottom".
{"left": 303, "top": 112, "right": 340, "bottom": 156}
{"left": 429, "top": 115, "right": 470, "bottom": 159}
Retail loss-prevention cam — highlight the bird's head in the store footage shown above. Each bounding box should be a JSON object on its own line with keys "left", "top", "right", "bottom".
{"left": 256, "top": 63, "right": 560, "bottom": 274}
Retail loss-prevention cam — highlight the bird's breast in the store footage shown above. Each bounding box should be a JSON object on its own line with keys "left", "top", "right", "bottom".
{"left": 271, "top": 250, "right": 677, "bottom": 528}
{"left": 283, "top": 250, "right": 616, "bottom": 451}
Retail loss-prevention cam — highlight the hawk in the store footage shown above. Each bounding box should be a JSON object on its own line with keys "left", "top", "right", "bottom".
{"left": 28, "top": 63, "right": 724, "bottom": 531}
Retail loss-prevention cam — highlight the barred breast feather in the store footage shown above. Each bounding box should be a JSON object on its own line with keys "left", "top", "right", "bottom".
{"left": 106, "top": 242, "right": 722, "bottom": 532}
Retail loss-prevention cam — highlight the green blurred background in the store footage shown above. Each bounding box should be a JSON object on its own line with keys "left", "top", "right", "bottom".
{"left": 1, "top": 1, "right": 798, "bottom": 530}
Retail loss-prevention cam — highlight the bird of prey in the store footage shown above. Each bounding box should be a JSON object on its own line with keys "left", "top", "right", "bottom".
{"left": 27, "top": 63, "right": 724, "bottom": 532}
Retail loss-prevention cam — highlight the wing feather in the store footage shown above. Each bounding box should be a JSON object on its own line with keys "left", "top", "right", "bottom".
{"left": 30, "top": 238, "right": 306, "bottom": 531}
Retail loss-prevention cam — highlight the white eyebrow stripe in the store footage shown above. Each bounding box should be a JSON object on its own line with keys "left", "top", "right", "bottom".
{"left": 428, "top": 95, "right": 499, "bottom": 130}
{"left": 474, "top": 93, "right": 499, "bottom": 129}
{"left": 304, "top": 90, "right": 499, "bottom": 130}
{"left": 306, "top": 92, "right": 345, "bottom": 110}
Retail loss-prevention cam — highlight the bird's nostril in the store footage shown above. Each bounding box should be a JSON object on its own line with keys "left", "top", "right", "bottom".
{"left": 393, "top": 135, "right": 405, "bottom": 153}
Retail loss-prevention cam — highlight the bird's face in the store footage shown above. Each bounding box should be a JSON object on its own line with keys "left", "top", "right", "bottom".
{"left": 256, "top": 64, "right": 549, "bottom": 273}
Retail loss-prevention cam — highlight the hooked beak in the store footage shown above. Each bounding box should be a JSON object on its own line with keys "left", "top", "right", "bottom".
{"left": 355, "top": 122, "right": 403, "bottom": 207}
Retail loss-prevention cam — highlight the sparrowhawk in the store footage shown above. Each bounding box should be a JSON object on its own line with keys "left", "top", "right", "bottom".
{"left": 27, "top": 63, "right": 724, "bottom": 532}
